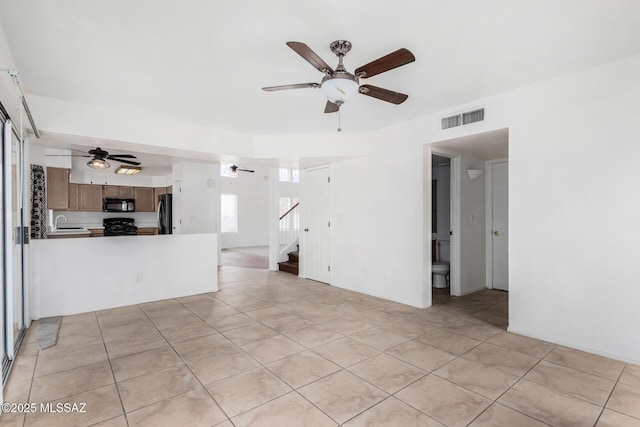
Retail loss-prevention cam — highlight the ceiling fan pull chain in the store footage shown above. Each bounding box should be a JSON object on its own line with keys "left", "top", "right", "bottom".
{"left": 337, "top": 109, "right": 342, "bottom": 132}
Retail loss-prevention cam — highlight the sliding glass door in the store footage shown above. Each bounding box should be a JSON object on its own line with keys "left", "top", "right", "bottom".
{"left": 2, "top": 112, "right": 26, "bottom": 384}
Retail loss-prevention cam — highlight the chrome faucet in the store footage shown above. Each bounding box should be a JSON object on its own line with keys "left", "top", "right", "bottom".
{"left": 54, "top": 215, "right": 68, "bottom": 230}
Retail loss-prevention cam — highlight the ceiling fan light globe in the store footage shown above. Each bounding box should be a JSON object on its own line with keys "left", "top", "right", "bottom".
{"left": 321, "top": 77, "right": 359, "bottom": 103}
{"left": 87, "top": 158, "right": 110, "bottom": 169}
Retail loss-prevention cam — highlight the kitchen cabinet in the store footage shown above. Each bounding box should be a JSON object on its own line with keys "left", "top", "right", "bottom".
{"left": 103, "top": 186, "right": 119, "bottom": 198}
{"left": 137, "top": 227, "right": 158, "bottom": 236}
{"left": 119, "top": 187, "right": 134, "bottom": 199}
{"left": 154, "top": 187, "right": 166, "bottom": 206}
{"left": 166, "top": 185, "right": 172, "bottom": 194}
{"left": 68, "top": 183, "right": 79, "bottom": 211}
{"left": 46, "top": 167, "right": 70, "bottom": 210}
{"left": 134, "top": 187, "right": 155, "bottom": 212}
{"left": 79, "top": 185, "right": 103, "bottom": 211}
{"left": 89, "top": 228, "right": 104, "bottom": 237}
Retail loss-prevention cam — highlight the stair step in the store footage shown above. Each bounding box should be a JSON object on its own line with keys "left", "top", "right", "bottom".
{"left": 278, "top": 261, "right": 299, "bottom": 275}
{"left": 288, "top": 251, "right": 299, "bottom": 263}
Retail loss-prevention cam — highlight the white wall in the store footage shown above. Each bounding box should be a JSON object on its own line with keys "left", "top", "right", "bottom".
{"left": 458, "top": 154, "right": 486, "bottom": 294}
{"left": 220, "top": 165, "right": 270, "bottom": 248}
{"left": 505, "top": 55, "right": 640, "bottom": 363}
{"left": 172, "top": 161, "right": 219, "bottom": 235}
{"left": 30, "top": 234, "right": 218, "bottom": 318}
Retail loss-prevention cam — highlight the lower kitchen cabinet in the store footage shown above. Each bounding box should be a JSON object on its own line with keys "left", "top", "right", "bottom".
{"left": 137, "top": 227, "right": 158, "bottom": 236}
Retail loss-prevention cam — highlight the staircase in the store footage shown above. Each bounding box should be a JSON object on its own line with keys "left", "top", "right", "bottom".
{"left": 278, "top": 248, "right": 299, "bottom": 275}
{"left": 278, "top": 202, "right": 300, "bottom": 275}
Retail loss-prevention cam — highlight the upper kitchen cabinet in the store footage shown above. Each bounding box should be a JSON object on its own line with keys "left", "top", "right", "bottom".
{"left": 154, "top": 187, "right": 166, "bottom": 206}
{"left": 46, "top": 167, "right": 70, "bottom": 209}
{"left": 119, "top": 187, "right": 134, "bottom": 199}
{"left": 68, "top": 183, "right": 79, "bottom": 211}
{"left": 102, "top": 186, "right": 119, "bottom": 198}
{"left": 79, "top": 185, "right": 103, "bottom": 211}
{"left": 134, "top": 187, "right": 155, "bottom": 212}
{"left": 103, "top": 185, "right": 135, "bottom": 199}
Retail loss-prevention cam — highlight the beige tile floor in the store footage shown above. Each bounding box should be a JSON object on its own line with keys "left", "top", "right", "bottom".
{"left": 2, "top": 267, "right": 640, "bottom": 426}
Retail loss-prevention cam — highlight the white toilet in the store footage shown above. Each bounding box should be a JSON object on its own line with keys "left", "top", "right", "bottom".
{"left": 432, "top": 261, "right": 450, "bottom": 288}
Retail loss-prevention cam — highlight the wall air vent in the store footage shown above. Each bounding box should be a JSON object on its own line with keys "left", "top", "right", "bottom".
{"left": 441, "top": 114, "right": 461, "bottom": 129}
{"left": 462, "top": 108, "right": 485, "bottom": 125}
{"left": 441, "top": 107, "right": 485, "bottom": 130}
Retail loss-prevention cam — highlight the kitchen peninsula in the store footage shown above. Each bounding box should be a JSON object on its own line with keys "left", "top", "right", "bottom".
{"left": 30, "top": 233, "right": 218, "bottom": 319}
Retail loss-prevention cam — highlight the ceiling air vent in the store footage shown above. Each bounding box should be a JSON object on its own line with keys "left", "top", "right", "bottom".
{"left": 441, "top": 107, "right": 485, "bottom": 130}
{"left": 441, "top": 114, "right": 461, "bottom": 129}
{"left": 462, "top": 108, "right": 485, "bottom": 125}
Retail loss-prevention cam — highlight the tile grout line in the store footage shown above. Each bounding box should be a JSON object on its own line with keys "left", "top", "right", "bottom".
{"left": 593, "top": 362, "right": 627, "bottom": 425}
{"left": 94, "top": 310, "right": 131, "bottom": 427}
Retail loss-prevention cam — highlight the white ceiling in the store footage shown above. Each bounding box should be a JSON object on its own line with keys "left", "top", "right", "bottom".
{"left": 2, "top": 1, "right": 640, "bottom": 136}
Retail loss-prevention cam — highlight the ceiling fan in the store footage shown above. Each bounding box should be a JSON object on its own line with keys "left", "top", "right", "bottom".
{"left": 229, "top": 164, "right": 254, "bottom": 174}
{"left": 47, "top": 147, "right": 140, "bottom": 170}
{"left": 262, "top": 40, "right": 415, "bottom": 113}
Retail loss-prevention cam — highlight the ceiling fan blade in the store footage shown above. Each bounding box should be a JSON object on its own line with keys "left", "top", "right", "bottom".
{"left": 359, "top": 85, "right": 409, "bottom": 104}
{"left": 355, "top": 48, "right": 415, "bottom": 79}
{"left": 108, "top": 157, "right": 141, "bottom": 166}
{"left": 324, "top": 101, "right": 339, "bottom": 114}
{"left": 45, "top": 154, "right": 90, "bottom": 157}
{"left": 237, "top": 168, "right": 255, "bottom": 173}
{"left": 107, "top": 154, "right": 137, "bottom": 159}
{"left": 262, "top": 83, "right": 320, "bottom": 92}
{"left": 286, "top": 42, "right": 334, "bottom": 74}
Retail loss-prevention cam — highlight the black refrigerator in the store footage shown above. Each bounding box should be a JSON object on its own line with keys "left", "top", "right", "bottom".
{"left": 157, "top": 194, "right": 172, "bottom": 234}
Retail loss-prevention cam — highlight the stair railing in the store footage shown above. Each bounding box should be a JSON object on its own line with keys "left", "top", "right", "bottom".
{"left": 279, "top": 202, "right": 299, "bottom": 254}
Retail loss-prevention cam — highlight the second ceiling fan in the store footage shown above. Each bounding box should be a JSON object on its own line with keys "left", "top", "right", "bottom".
{"left": 263, "top": 40, "right": 415, "bottom": 113}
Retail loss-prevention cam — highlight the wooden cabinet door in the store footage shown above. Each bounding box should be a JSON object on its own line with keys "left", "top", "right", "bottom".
{"left": 154, "top": 187, "right": 166, "bottom": 206}
{"left": 134, "top": 187, "right": 155, "bottom": 212}
{"left": 119, "top": 187, "right": 134, "bottom": 199}
{"left": 79, "top": 185, "right": 103, "bottom": 211}
{"left": 103, "top": 185, "right": 119, "bottom": 198}
{"left": 165, "top": 185, "right": 172, "bottom": 194}
{"left": 46, "top": 167, "right": 70, "bottom": 210}
{"left": 68, "top": 183, "right": 79, "bottom": 211}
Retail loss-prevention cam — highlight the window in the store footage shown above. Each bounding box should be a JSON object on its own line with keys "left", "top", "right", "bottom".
{"left": 220, "top": 163, "right": 235, "bottom": 177}
{"left": 221, "top": 194, "right": 237, "bottom": 232}
{"left": 279, "top": 168, "right": 290, "bottom": 182}
{"left": 279, "top": 167, "right": 300, "bottom": 183}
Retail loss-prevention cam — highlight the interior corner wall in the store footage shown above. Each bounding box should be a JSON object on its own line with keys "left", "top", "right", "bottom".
{"left": 330, "top": 138, "right": 426, "bottom": 307}
{"left": 220, "top": 166, "right": 270, "bottom": 248}
{"left": 458, "top": 154, "right": 486, "bottom": 294}
{"left": 507, "top": 54, "right": 640, "bottom": 363}
{"left": 173, "top": 162, "right": 219, "bottom": 235}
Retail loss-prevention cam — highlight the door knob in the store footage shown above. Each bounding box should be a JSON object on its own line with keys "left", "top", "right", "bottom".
{"left": 304, "top": 228, "right": 309, "bottom": 232}
{"left": 493, "top": 230, "right": 500, "bottom": 236}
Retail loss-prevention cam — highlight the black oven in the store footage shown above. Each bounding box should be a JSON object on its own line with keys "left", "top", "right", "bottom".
{"left": 103, "top": 198, "right": 135, "bottom": 213}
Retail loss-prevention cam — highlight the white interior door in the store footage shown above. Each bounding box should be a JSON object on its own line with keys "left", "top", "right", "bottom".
{"left": 304, "top": 167, "right": 330, "bottom": 283}
{"left": 491, "top": 161, "right": 509, "bottom": 291}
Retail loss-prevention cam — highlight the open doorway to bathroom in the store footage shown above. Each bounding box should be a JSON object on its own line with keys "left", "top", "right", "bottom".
{"left": 431, "top": 153, "right": 452, "bottom": 302}
{"left": 425, "top": 128, "right": 509, "bottom": 310}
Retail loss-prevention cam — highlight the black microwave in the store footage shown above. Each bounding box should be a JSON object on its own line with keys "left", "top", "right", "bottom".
{"left": 103, "top": 198, "right": 135, "bottom": 212}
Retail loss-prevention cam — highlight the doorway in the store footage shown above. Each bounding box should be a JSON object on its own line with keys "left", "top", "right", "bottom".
{"left": 425, "top": 128, "right": 509, "bottom": 304}
{"left": 302, "top": 166, "right": 330, "bottom": 284}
